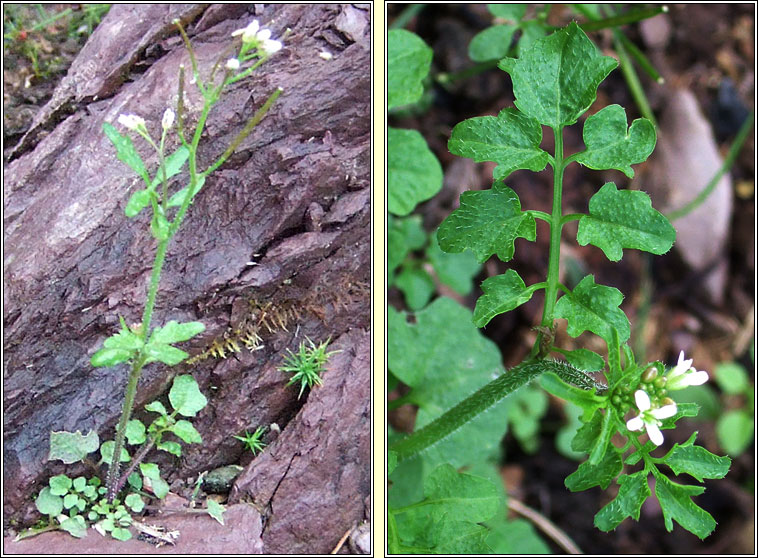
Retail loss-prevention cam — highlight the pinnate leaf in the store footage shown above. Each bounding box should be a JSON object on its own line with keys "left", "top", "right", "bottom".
{"left": 565, "top": 448, "right": 623, "bottom": 491}
{"left": 594, "top": 471, "right": 650, "bottom": 531}
{"left": 388, "top": 29, "right": 433, "bottom": 110}
{"left": 437, "top": 182, "right": 535, "bottom": 263}
{"left": 575, "top": 104, "right": 656, "bottom": 178}
{"left": 655, "top": 475, "right": 716, "bottom": 539}
{"left": 663, "top": 432, "right": 731, "bottom": 482}
{"left": 577, "top": 183, "right": 675, "bottom": 261}
{"left": 498, "top": 22, "right": 617, "bottom": 128}
{"left": 388, "top": 127, "right": 443, "bottom": 216}
{"left": 554, "top": 274, "right": 630, "bottom": 345}
{"left": 473, "top": 269, "right": 536, "bottom": 327}
{"left": 448, "top": 108, "right": 549, "bottom": 181}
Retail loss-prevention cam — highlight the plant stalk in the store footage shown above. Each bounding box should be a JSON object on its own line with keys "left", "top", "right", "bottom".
{"left": 533, "top": 126, "right": 565, "bottom": 358}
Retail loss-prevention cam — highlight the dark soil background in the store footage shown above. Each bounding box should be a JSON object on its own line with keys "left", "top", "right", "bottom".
{"left": 388, "top": 3, "right": 754, "bottom": 555}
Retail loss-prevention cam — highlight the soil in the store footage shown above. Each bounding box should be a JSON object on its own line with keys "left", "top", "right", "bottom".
{"left": 388, "top": 4, "right": 754, "bottom": 555}
{"left": 3, "top": 4, "right": 370, "bottom": 554}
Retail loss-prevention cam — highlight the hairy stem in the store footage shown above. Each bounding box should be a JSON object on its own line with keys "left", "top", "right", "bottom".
{"left": 533, "top": 125, "right": 565, "bottom": 357}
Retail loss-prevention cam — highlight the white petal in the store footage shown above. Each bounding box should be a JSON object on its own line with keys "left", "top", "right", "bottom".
{"left": 225, "top": 58, "right": 240, "bottom": 70}
{"left": 645, "top": 422, "right": 664, "bottom": 446}
{"left": 262, "top": 39, "right": 282, "bottom": 55}
{"left": 256, "top": 28, "right": 272, "bottom": 41}
{"left": 634, "top": 390, "right": 651, "bottom": 412}
{"left": 687, "top": 369, "right": 709, "bottom": 385}
{"left": 651, "top": 403, "right": 677, "bottom": 420}
{"left": 670, "top": 350, "right": 694, "bottom": 378}
{"left": 627, "top": 416, "right": 644, "bottom": 431}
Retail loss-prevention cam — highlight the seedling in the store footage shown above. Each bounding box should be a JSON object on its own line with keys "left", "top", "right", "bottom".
{"left": 279, "top": 337, "right": 339, "bottom": 399}
{"left": 388, "top": 21, "right": 731, "bottom": 552}
{"left": 234, "top": 426, "right": 267, "bottom": 456}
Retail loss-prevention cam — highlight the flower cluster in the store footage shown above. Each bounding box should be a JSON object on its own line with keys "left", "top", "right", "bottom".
{"left": 626, "top": 351, "right": 709, "bottom": 446}
{"left": 231, "top": 19, "right": 283, "bottom": 56}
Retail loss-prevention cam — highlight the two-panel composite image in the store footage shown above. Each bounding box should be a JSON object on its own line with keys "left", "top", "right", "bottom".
{"left": 1, "top": 3, "right": 755, "bottom": 557}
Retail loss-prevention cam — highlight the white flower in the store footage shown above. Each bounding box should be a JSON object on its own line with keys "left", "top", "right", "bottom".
{"left": 319, "top": 50, "right": 333, "bottom": 60}
{"left": 117, "top": 113, "right": 146, "bottom": 131}
{"left": 626, "top": 390, "right": 677, "bottom": 446}
{"left": 226, "top": 58, "right": 241, "bottom": 71}
{"left": 666, "top": 350, "right": 709, "bottom": 390}
{"left": 161, "top": 108, "right": 175, "bottom": 130}
{"left": 232, "top": 19, "right": 260, "bottom": 43}
{"left": 261, "top": 38, "right": 282, "bottom": 55}
{"left": 256, "top": 28, "right": 272, "bottom": 42}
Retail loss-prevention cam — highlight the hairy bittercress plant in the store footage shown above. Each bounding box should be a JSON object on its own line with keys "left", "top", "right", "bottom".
{"left": 389, "top": 22, "right": 730, "bottom": 551}
{"left": 35, "top": 17, "right": 285, "bottom": 540}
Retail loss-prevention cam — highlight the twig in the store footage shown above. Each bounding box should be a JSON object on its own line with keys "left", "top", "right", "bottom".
{"left": 507, "top": 497, "right": 582, "bottom": 554}
{"left": 330, "top": 526, "right": 352, "bottom": 554}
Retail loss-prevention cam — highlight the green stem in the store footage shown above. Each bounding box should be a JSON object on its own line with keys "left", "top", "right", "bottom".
{"left": 612, "top": 27, "right": 657, "bottom": 126}
{"left": 203, "top": 87, "right": 282, "bottom": 176}
{"left": 666, "top": 111, "right": 754, "bottom": 221}
{"left": 390, "top": 360, "right": 543, "bottom": 462}
{"left": 390, "top": 4, "right": 425, "bottom": 30}
{"left": 578, "top": 5, "right": 668, "bottom": 32}
{"left": 105, "top": 354, "right": 146, "bottom": 502}
{"left": 534, "top": 126, "right": 565, "bottom": 356}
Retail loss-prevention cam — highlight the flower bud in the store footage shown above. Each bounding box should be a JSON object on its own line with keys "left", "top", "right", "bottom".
{"left": 226, "top": 58, "right": 240, "bottom": 71}
{"left": 161, "top": 108, "right": 175, "bottom": 130}
{"left": 117, "top": 113, "right": 146, "bottom": 131}
{"left": 641, "top": 366, "right": 658, "bottom": 383}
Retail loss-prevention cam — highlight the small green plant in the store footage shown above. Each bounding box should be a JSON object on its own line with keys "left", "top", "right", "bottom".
{"left": 279, "top": 337, "right": 339, "bottom": 399}
{"left": 30, "top": 17, "right": 285, "bottom": 541}
{"left": 234, "top": 426, "right": 267, "bottom": 456}
{"left": 23, "top": 374, "right": 206, "bottom": 541}
{"left": 388, "top": 20, "right": 731, "bottom": 553}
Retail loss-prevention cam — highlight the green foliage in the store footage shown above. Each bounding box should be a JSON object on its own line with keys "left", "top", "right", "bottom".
{"left": 234, "top": 426, "right": 267, "bottom": 456}
{"left": 576, "top": 183, "right": 675, "bottom": 261}
{"left": 574, "top": 104, "right": 656, "bottom": 177}
{"left": 388, "top": 127, "right": 443, "bottom": 216}
{"left": 388, "top": 29, "right": 433, "bottom": 110}
{"left": 437, "top": 182, "right": 535, "bottom": 264}
{"left": 448, "top": 108, "right": 549, "bottom": 181}
{"left": 712, "top": 361, "right": 754, "bottom": 456}
{"left": 498, "top": 22, "right": 617, "bottom": 128}
{"left": 388, "top": 17, "right": 730, "bottom": 548}
{"left": 278, "top": 337, "right": 339, "bottom": 399}
{"left": 389, "top": 464, "right": 503, "bottom": 554}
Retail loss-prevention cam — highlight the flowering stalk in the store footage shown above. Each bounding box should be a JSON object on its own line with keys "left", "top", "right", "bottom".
{"left": 104, "top": 18, "right": 283, "bottom": 502}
